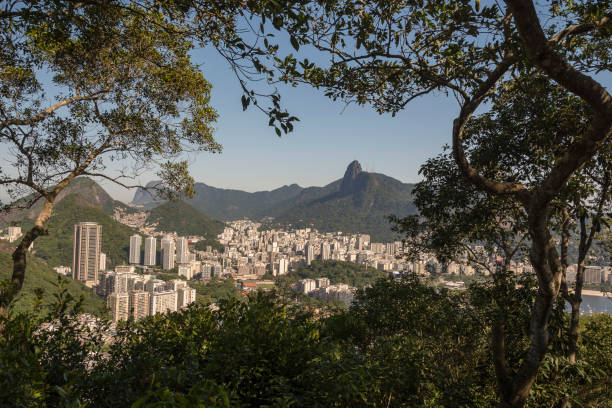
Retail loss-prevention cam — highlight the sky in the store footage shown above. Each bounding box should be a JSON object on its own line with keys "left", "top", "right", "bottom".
{"left": 100, "top": 46, "right": 458, "bottom": 202}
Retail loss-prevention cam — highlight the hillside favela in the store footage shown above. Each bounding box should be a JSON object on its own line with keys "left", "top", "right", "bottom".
{"left": 1, "top": 2, "right": 611, "bottom": 407}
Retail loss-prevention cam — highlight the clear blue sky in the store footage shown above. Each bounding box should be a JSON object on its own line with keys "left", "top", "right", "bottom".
{"left": 104, "top": 46, "right": 457, "bottom": 202}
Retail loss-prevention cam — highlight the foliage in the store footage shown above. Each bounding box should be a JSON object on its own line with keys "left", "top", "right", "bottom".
{"left": 0, "top": 251, "right": 105, "bottom": 316}
{"left": 190, "top": 279, "right": 241, "bottom": 305}
{"left": 278, "top": 260, "right": 387, "bottom": 288}
{"left": 147, "top": 200, "right": 224, "bottom": 240}
{"left": 1, "top": 276, "right": 611, "bottom": 407}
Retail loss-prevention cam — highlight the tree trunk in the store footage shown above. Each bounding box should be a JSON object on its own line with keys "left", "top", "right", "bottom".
{"left": 498, "top": 205, "right": 563, "bottom": 407}
{"left": 0, "top": 199, "right": 55, "bottom": 316}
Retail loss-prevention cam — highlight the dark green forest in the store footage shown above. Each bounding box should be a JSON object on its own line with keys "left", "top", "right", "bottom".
{"left": 1, "top": 276, "right": 610, "bottom": 407}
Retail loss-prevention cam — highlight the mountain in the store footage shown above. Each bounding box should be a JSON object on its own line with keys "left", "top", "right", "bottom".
{"left": 132, "top": 180, "right": 305, "bottom": 220}
{"left": 272, "top": 161, "right": 416, "bottom": 241}
{"left": 0, "top": 244, "right": 106, "bottom": 316}
{"left": 148, "top": 200, "right": 225, "bottom": 238}
{"left": 1, "top": 177, "right": 123, "bottom": 226}
{"left": 132, "top": 161, "right": 416, "bottom": 241}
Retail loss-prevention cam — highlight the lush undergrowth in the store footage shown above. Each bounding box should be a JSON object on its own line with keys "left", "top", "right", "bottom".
{"left": 0, "top": 275, "right": 610, "bottom": 407}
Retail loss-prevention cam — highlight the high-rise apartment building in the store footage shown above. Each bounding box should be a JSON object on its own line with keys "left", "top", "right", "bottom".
{"left": 278, "top": 258, "right": 288, "bottom": 276}
{"left": 321, "top": 243, "right": 331, "bottom": 260}
{"left": 143, "top": 236, "right": 156, "bottom": 266}
{"left": 306, "top": 244, "right": 315, "bottom": 266}
{"left": 176, "top": 237, "right": 189, "bottom": 264}
{"left": 161, "top": 236, "right": 175, "bottom": 270}
{"left": 129, "top": 290, "right": 150, "bottom": 320}
{"left": 73, "top": 222, "right": 102, "bottom": 287}
{"left": 177, "top": 286, "right": 196, "bottom": 309}
{"left": 129, "top": 234, "right": 142, "bottom": 264}
{"left": 108, "top": 292, "right": 129, "bottom": 322}
{"left": 150, "top": 291, "right": 177, "bottom": 314}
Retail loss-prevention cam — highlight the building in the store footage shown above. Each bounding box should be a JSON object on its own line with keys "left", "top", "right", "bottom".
{"left": 177, "top": 286, "right": 196, "bottom": 309}
{"left": 108, "top": 292, "right": 129, "bottom": 322}
{"left": 129, "top": 290, "right": 150, "bottom": 320}
{"left": 143, "top": 236, "right": 156, "bottom": 266}
{"left": 99, "top": 253, "right": 107, "bottom": 271}
{"left": 297, "top": 278, "right": 317, "bottom": 293}
{"left": 321, "top": 243, "right": 331, "bottom": 260}
{"left": 178, "top": 264, "right": 192, "bottom": 280}
{"left": 129, "top": 234, "right": 142, "bottom": 264}
{"left": 306, "top": 244, "right": 315, "bottom": 266}
{"left": 150, "top": 290, "right": 177, "bottom": 314}
{"left": 72, "top": 222, "right": 102, "bottom": 287}
{"left": 584, "top": 266, "right": 603, "bottom": 284}
{"left": 161, "top": 236, "right": 175, "bottom": 270}
{"left": 7, "top": 226, "right": 22, "bottom": 242}
{"left": 278, "top": 258, "right": 288, "bottom": 276}
{"left": 315, "top": 277, "right": 330, "bottom": 288}
{"left": 176, "top": 237, "right": 189, "bottom": 264}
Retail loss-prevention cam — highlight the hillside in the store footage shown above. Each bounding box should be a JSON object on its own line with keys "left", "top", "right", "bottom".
{"left": 0, "top": 177, "right": 120, "bottom": 227}
{"left": 30, "top": 195, "right": 137, "bottom": 268}
{"left": 148, "top": 200, "right": 225, "bottom": 238}
{"left": 132, "top": 161, "right": 416, "bottom": 241}
{"left": 0, "top": 250, "right": 106, "bottom": 316}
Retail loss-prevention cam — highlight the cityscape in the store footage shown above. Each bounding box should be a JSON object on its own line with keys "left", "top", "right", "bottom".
{"left": 12, "top": 213, "right": 606, "bottom": 322}
{"left": 1, "top": 1, "right": 611, "bottom": 406}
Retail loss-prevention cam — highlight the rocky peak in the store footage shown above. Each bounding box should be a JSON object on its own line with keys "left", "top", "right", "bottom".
{"left": 340, "top": 160, "right": 363, "bottom": 194}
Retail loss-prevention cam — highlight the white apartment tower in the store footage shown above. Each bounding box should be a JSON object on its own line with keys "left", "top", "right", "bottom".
{"left": 73, "top": 222, "right": 102, "bottom": 287}
{"left": 176, "top": 237, "right": 189, "bottom": 264}
{"left": 278, "top": 258, "right": 288, "bottom": 276}
{"left": 321, "top": 243, "right": 331, "bottom": 261}
{"left": 108, "top": 292, "right": 129, "bottom": 322}
{"left": 129, "top": 234, "right": 142, "bottom": 264}
{"left": 306, "top": 244, "right": 315, "bottom": 266}
{"left": 144, "top": 236, "right": 156, "bottom": 266}
{"left": 161, "top": 236, "right": 175, "bottom": 270}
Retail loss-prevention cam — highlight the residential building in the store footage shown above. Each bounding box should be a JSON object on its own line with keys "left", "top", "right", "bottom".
{"left": 150, "top": 290, "right": 177, "bottom": 314}
{"left": 73, "top": 222, "right": 102, "bottom": 287}
{"left": 129, "top": 234, "right": 142, "bottom": 264}
{"left": 108, "top": 292, "right": 129, "bottom": 322}
{"left": 161, "top": 236, "right": 175, "bottom": 270}
{"left": 144, "top": 236, "right": 156, "bottom": 266}
{"left": 176, "top": 237, "right": 189, "bottom": 264}
{"left": 129, "top": 290, "right": 150, "bottom": 320}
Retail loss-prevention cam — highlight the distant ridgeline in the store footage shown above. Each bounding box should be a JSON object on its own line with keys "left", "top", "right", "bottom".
{"left": 132, "top": 161, "right": 417, "bottom": 242}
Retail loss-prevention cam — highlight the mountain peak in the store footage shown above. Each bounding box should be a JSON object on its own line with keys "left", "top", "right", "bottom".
{"left": 340, "top": 160, "right": 363, "bottom": 194}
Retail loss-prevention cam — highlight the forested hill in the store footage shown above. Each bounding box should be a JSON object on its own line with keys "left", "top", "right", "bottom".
{"left": 148, "top": 200, "right": 225, "bottom": 238}
{"left": 30, "top": 195, "right": 137, "bottom": 268}
{"left": 0, "top": 248, "right": 106, "bottom": 316}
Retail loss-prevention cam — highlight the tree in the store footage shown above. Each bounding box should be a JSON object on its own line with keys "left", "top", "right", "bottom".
{"left": 393, "top": 75, "right": 611, "bottom": 405}
{"left": 0, "top": 0, "right": 297, "bottom": 310}
{"left": 243, "top": 0, "right": 612, "bottom": 405}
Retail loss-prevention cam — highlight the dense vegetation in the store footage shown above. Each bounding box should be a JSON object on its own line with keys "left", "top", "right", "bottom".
{"left": 29, "top": 195, "right": 137, "bottom": 268}
{"left": 147, "top": 201, "right": 225, "bottom": 240}
{"left": 190, "top": 279, "right": 241, "bottom": 304}
{"left": 278, "top": 260, "right": 388, "bottom": 288}
{"left": 1, "top": 275, "right": 610, "bottom": 407}
{"left": 0, "top": 252, "right": 106, "bottom": 316}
